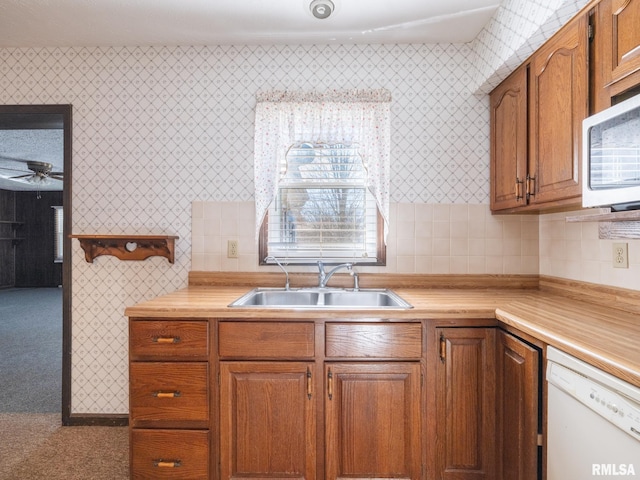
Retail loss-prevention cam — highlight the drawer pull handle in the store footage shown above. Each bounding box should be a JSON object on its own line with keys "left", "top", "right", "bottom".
{"left": 154, "top": 459, "right": 182, "bottom": 468}
{"left": 153, "top": 391, "right": 181, "bottom": 398}
{"left": 153, "top": 336, "right": 181, "bottom": 344}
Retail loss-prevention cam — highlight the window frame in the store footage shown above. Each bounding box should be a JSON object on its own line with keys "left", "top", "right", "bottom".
{"left": 52, "top": 205, "right": 63, "bottom": 263}
{"left": 258, "top": 198, "right": 386, "bottom": 267}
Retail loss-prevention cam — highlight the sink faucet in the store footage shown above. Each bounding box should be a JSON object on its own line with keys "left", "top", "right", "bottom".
{"left": 265, "top": 256, "right": 290, "bottom": 290}
{"left": 317, "top": 261, "right": 358, "bottom": 289}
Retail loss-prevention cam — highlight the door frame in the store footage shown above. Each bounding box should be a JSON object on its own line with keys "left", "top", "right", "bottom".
{"left": 0, "top": 104, "right": 72, "bottom": 424}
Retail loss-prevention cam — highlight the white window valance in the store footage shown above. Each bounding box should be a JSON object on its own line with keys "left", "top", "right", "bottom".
{"left": 253, "top": 89, "right": 392, "bottom": 241}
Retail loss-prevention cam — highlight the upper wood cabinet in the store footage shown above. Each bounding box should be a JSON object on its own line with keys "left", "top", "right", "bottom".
{"left": 601, "top": 0, "right": 640, "bottom": 85}
{"left": 529, "top": 13, "right": 589, "bottom": 206}
{"left": 490, "top": 65, "right": 528, "bottom": 211}
{"left": 593, "top": 0, "right": 640, "bottom": 110}
{"left": 490, "top": 12, "right": 589, "bottom": 212}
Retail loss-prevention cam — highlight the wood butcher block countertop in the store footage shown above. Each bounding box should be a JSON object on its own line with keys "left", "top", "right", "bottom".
{"left": 125, "top": 273, "right": 640, "bottom": 388}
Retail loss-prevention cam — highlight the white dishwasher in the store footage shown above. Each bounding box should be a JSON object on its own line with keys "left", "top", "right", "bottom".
{"left": 546, "top": 346, "right": 640, "bottom": 479}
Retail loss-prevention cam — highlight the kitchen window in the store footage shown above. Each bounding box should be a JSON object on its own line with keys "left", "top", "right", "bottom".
{"left": 261, "top": 142, "right": 384, "bottom": 264}
{"left": 254, "top": 89, "right": 391, "bottom": 265}
{"left": 53, "top": 205, "right": 63, "bottom": 262}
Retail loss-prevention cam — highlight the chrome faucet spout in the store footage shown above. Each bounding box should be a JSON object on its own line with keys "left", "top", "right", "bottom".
{"left": 317, "top": 261, "right": 354, "bottom": 288}
{"left": 265, "top": 256, "right": 290, "bottom": 290}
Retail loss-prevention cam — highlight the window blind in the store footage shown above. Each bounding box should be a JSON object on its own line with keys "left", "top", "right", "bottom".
{"left": 265, "top": 143, "right": 379, "bottom": 263}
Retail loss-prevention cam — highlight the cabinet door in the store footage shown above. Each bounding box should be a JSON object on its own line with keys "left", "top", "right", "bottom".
{"left": 325, "top": 362, "right": 422, "bottom": 480}
{"left": 219, "top": 362, "right": 316, "bottom": 480}
{"left": 490, "top": 64, "right": 528, "bottom": 211}
{"left": 529, "top": 13, "right": 588, "bottom": 205}
{"left": 496, "top": 331, "right": 540, "bottom": 480}
{"left": 435, "top": 328, "right": 496, "bottom": 480}
{"left": 600, "top": 0, "right": 640, "bottom": 86}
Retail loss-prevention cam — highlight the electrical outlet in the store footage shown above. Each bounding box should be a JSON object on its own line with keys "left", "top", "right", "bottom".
{"left": 227, "top": 240, "right": 238, "bottom": 258}
{"left": 613, "top": 242, "right": 629, "bottom": 268}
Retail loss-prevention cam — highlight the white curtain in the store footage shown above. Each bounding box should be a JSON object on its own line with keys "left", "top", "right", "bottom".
{"left": 253, "top": 89, "right": 392, "bottom": 240}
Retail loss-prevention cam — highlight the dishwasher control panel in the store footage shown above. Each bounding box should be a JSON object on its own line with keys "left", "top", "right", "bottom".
{"left": 547, "top": 361, "right": 640, "bottom": 442}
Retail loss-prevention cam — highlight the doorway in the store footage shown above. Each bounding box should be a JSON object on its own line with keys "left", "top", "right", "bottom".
{"left": 0, "top": 105, "right": 71, "bottom": 423}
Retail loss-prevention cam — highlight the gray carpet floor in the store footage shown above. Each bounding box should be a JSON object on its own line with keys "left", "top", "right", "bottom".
{"left": 0, "top": 288, "right": 62, "bottom": 413}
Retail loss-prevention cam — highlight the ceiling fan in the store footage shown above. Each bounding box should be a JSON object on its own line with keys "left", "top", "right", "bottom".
{"left": 0, "top": 155, "right": 63, "bottom": 185}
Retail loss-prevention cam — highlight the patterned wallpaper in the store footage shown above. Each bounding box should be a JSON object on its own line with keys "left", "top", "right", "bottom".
{"left": 471, "top": 0, "right": 588, "bottom": 94}
{"left": 0, "top": 1, "right": 589, "bottom": 415}
{"left": 0, "top": 43, "right": 494, "bottom": 414}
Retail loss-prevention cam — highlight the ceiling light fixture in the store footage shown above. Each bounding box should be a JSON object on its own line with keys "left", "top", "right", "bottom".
{"left": 310, "top": 0, "right": 334, "bottom": 19}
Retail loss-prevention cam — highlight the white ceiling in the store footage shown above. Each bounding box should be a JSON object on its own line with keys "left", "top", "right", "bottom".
{"left": 0, "top": 130, "right": 64, "bottom": 191}
{"left": 0, "top": 0, "right": 500, "bottom": 47}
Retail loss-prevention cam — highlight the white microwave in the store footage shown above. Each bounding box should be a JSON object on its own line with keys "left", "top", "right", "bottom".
{"left": 582, "top": 93, "right": 640, "bottom": 211}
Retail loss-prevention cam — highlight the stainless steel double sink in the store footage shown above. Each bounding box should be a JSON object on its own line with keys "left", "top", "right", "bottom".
{"left": 228, "top": 287, "right": 413, "bottom": 309}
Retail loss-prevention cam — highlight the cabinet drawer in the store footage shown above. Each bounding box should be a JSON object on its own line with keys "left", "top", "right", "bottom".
{"left": 130, "top": 320, "right": 208, "bottom": 361}
{"left": 325, "top": 323, "right": 422, "bottom": 358}
{"left": 218, "top": 321, "right": 315, "bottom": 359}
{"left": 130, "top": 362, "right": 209, "bottom": 427}
{"left": 131, "top": 429, "right": 209, "bottom": 479}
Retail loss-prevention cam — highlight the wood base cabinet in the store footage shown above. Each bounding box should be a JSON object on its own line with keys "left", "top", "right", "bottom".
{"left": 128, "top": 317, "right": 541, "bottom": 480}
{"left": 325, "top": 362, "right": 422, "bottom": 480}
{"left": 434, "top": 328, "right": 497, "bottom": 480}
{"left": 129, "top": 319, "right": 211, "bottom": 479}
{"left": 219, "top": 361, "right": 317, "bottom": 480}
{"left": 432, "top": 327, "right": 541, "bottom": 480}
{"left": 496, "top": 331, "right": 541, "bottom": 480}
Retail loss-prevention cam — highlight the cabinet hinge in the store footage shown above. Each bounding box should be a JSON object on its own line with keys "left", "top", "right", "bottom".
{"left": 588, "top": 23, "right": 594, "bottom": 41}
{"left": 537, "top": 433, "right": 543, "bottom": 446}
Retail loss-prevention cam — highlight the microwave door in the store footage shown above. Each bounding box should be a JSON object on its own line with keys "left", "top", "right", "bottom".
{"left": 584, "top": 95, "right": 640, "bottom": 209}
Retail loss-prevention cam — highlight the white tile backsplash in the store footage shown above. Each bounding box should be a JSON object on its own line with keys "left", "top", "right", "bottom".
{"left": 539, "top": 210, "right": 640, "bottom": 290}
{"left": 193, "top": 201, "right": 540, "bottom": 276}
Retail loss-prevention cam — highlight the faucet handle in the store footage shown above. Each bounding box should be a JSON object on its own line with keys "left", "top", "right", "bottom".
{"left": 348, "top": 264, "right": 359, "bottom": 290}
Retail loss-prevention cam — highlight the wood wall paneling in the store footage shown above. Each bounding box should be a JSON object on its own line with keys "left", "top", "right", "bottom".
{"left": 14, "top": 190, "right": 63, "bottom": 287}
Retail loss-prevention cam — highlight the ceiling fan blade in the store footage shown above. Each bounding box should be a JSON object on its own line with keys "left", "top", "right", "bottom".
{"left": 51, "top": 171, "right": 64, "bottom": 176}
{"left": 0, "top": 154, "right": 34, "bottom": 164}
{"left": 362, "top": 4, "right": 498, "bottom": 34}
{"left": 50, "top": 175, "right": 64, "bottom": 181}
{"left": 9, "top": 174, "right": 32, "bottom": 179}
{"left": 0, "top": 165, "right": 30, "bottom": 174}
